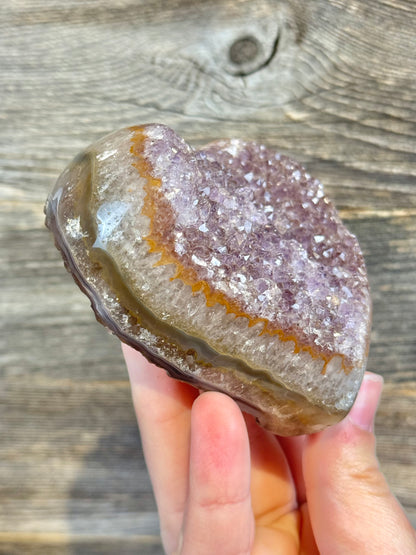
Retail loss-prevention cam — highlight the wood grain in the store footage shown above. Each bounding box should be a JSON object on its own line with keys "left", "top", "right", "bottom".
{"left": 1, "top": 0, "right": 416, "bottom": 552}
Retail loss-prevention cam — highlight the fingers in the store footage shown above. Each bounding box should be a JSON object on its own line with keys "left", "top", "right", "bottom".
{"left": 122, "top": 344, "right": 198, "bottom": 554}
{"left": 124, "top": 346, "right": 255, "bottom": 555}
{"left": 304, "top": 372, "right": 416, "bottom": 555}
{"left": 242, "top": 415, "right": 301, "bottom": 554}
{"left": 180, "top": 392, "right": 254, "bottom": 555}
{"left": 278, "top": 434, "right": 307, "bottom": 505}
{"left": 244, "top": 415, "right": 297, "bottom": 519}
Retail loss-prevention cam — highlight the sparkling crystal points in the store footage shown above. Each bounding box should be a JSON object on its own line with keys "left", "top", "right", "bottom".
{"left": 45, "top": 124, "right": 371, "bottom": 436}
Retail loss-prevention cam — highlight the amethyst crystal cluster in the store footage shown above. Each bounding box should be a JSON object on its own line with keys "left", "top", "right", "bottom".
{"left": 45, "top": 124, "right": 371, "bottom": 435}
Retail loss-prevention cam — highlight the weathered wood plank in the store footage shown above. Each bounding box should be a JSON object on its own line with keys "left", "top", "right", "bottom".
{"left": 0, "top": 535, "right": 163, "bottom": 555}
{"left": 1, "top": 0, "right": 416, "bottom": 552}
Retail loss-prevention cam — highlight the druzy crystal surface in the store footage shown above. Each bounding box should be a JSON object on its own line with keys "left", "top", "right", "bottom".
{"left": 45, "top": 124, "right": 371, "bottom": 435}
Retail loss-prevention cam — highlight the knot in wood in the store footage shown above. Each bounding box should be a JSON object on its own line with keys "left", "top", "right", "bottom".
{"left": 229, "top": 36, "right": 259, "bottom": 65}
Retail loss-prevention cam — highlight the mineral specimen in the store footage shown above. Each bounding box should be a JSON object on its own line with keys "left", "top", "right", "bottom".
{"left": 45, "top": 124, "right": 371, "bottom": 436}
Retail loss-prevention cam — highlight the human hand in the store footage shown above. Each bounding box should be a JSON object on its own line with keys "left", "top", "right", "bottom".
{"left": 123, "top": 344, "right": 416, "bottom": 554}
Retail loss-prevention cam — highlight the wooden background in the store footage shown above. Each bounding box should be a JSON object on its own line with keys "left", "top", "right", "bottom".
{"left": 1, "top": 0, "right": 416, "bottom": 553}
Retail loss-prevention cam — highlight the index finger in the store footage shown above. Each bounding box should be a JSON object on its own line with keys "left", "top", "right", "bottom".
{"left": 123, "top": 344, "right": 198, "bottom": 554}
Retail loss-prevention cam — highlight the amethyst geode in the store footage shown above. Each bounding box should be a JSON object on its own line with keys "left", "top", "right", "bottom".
{"left": 45, "top": 124, "right": 371, "bottom": 435}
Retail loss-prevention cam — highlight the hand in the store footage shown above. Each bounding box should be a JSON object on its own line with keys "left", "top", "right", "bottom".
{"left": 123, "top": 344, "right": 416, "bottom": 554}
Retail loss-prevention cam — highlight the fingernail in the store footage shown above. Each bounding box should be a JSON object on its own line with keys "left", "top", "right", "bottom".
{"left": 348, "top": 372, "right": 384, "bottom": 432}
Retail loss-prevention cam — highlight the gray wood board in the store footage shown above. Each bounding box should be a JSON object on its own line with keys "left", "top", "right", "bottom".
{"left": 1, "top": 0, "right": 416, "bottom": 553}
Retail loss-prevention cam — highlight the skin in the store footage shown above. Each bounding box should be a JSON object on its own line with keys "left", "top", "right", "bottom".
{"left": 123, "top": 344, "right": 416, "bottom": 555}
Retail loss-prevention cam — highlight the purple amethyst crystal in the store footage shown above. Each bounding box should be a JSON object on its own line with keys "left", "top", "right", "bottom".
{"left": 45, "top": 124, "right": 371, "bottom": 435}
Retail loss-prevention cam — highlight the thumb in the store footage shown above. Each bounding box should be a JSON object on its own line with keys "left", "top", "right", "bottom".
{"left": 303, "top": 372, "right": 416, "bottom": 555}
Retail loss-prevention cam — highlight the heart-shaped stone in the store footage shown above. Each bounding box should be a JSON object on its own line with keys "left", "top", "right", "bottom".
{"left": 45, "top": 124, "right": 371, "bottom": 435}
